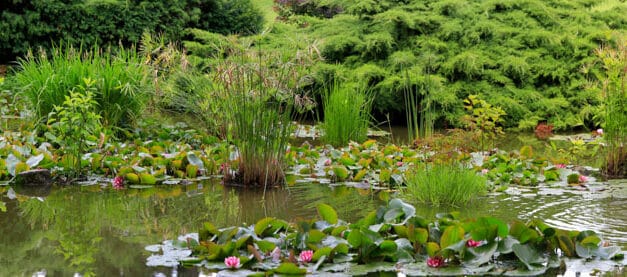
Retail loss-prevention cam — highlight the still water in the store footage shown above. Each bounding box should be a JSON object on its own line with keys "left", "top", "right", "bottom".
{"left": 0, "top": 178, "right": 625, "bottom": 276}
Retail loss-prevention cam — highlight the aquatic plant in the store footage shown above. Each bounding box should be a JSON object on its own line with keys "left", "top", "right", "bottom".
{"left": 322, "top": 82, "right": 372, "bottom": 146}
{"left": 14, "top": 45, "right": 151, "bottom": 131}
{"left": 215, "top": 49, "right": 312, "bottom": 188}
{"left": 594, "top": 38, "right": 626, "bottom": 178}
{"left": 403, "top": 162, "right": 487, "bottom": 206}
{"left": 155, "top": 199, "right": 623, "bottom": 275}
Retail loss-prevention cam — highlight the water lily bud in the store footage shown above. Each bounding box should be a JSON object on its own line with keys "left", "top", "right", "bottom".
{"left": 224, "top": 256, "right": 240, "bottom": 269}
{"left": 299, "top": 250, "right": 313, "bottom": 263}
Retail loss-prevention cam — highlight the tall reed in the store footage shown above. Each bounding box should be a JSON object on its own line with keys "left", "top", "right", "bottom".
{"left": 214, "top": 49, "right": 311, "bottom": 187}
{"left": 322, "top": 82, "right": 371, "bottom": 146}
{"left": 403, "top": 162, "right": 486, "bottom": 207}
{"left": 14, "top": 45, "right": 151, "bottom": 131}
{"left": 403, "top": 67, "right": 434, "bottom": 143}
{"left": 596, "top": 39, "right": 626, "bottom": 177}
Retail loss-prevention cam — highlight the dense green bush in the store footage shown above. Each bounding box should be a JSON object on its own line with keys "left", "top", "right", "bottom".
{"left": 0, "top": 0, "right": 264, "bottom": 63}
{"left": 278, "top": 0, "right": 627, "bottom": 130}
{"left": 14, "top": 46, "right": 151, "bottom": 131}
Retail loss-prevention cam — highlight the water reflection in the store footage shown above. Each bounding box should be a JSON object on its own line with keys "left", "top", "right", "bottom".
{"left": 0, "top": 180, "right": 385, "bottom": 276}
{"left": 1, "top": 179, "right": 624, "bottom": 275}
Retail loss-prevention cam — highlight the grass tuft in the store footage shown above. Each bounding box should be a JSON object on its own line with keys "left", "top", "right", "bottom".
{"left": 322, "top": 83, "right": 371, "bottom": 146}
{"left": 403, "top": 163, "right": 487, "bottom": 207}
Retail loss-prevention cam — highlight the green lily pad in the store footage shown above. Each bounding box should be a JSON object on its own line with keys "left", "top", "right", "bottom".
{"left": 274, "top": 262, "right": 306, "bottom": 275}
{"left": 317, "top": 203, "right": 338, "bottom": 225}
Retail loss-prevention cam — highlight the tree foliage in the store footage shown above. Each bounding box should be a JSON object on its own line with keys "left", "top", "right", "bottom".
{"left": 0, "top": 0, "right": 264, "bottom": 63}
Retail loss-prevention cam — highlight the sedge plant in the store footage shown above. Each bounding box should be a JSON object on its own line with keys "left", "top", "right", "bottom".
{"left": 403, "top": 162, "right": 487, "bottom": 207}
{"left": 595, "top": 39, "right": 627, "bottom": 177}
{"left": 215, "top": 49, "right": 312, "bottom": 188}
{"left": 322, "top": 82, "right": 372, "bottom": 146}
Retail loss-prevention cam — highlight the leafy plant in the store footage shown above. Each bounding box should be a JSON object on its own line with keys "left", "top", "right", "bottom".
{"left": 46, "top": 78, "right": 102, "bottom": 178}
{"left": 403, "top": 162, "right": 487, "bottom": 207}
{"left": 462, "top": 95, "right": 506, "bottom": 152}
{"left": 322, "top": 82, "right": 372, "bottom": 146}
{"left": 153, "top": 198, "right": 623, "bottom": 275}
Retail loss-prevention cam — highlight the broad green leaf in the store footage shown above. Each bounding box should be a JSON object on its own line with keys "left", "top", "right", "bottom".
{"left": 580, "top": 235, "right": 601, "bottom": 247}
{"left": 256, "top": 240, "right": 276, "bottom": 252}
{"left": 307, "top": 229, "right": 326, "bottom": 244}
{"left": 139, "top": 173, "right": 156, "bottom": 185}
{"left": 512, "top": 243, "right": 545, "bottom": 269}
{"left": 347, "top": 230, "right": 362, "bottom": 248}
{"left": 440, "top": 225, "right": 465, "bottom": 249}
{"left": 426, "top": 242, "right": 440, "bottom": 257}
{"left": 274, "top": 262, "right": 306, "bottom": 275}
{"left": 254, "top": 217, "right": 275, "bottom": 236}
{"left": 312, "top": 246, "right": 333, "bottom": 261}
{"left": 332, "top": 165, "right": 349, "bottom": 180}
{"left": 317, "top": 203, "right": 338, "bottom": 224}
{"left": 379, "top": 240, "right": 397, "bottom": 254}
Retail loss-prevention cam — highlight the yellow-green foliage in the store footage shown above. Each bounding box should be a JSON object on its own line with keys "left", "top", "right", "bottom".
{"left": 267, "top": 0, "right": 627, "bottom": 130}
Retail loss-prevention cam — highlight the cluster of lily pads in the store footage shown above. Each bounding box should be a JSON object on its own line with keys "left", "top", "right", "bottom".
{"left": 0, "top": 123, "right": 603, "bottom": 194}
{"left": 146, "top": 199, "right": 623, "bottom": 275}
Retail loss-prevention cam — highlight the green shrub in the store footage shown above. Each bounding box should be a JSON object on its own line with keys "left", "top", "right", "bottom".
{"left": 46, "top": 78, "right": 102, "bottom": 178}
{"left": 322, "top": 83, "right": 372, "bottom": 146}
{"left": 14, "top": 46, "right": 151, "bottom": 131}
{"left": 0, "top": 0, "right": 264, "bottom": 63}
{"left": 403, "top": 163, "right": 487, "bottom": 207}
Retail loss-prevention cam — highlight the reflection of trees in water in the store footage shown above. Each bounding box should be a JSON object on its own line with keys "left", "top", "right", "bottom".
{"left": 9, "top": 182, "right": 227, "bottom": 275}
{"left": 3, "top": 181, "right": 390, "bottom": 275}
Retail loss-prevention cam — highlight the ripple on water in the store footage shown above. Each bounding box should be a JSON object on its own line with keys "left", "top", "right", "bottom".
{"left": 482, "top": 189, "right": 627, "bottom": 248}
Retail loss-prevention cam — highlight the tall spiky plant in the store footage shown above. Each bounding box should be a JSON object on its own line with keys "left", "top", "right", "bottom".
{"left": 403, "top": 63, "right": 435, "bottom": 143}
{"left": 596, "top": 39, "right": 626, "bottom": 177}
{"left": 214, "top": 48, "right": 314, "bottom": 188}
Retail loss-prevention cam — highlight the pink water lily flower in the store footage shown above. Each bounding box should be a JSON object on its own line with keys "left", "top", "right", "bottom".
{"left": 427, "top": 256, "right": 445, "bottom": 268}
{"left": 466, "top": 239, "right": 482, "bottom": 248}
{"left": 112, "top": 176, "right": 124, "bottom": 190}
{"left": 299, "top": 250, "right": 313, "bottom": 263}
{"left": 396, "top": 161, "right": 403, "bottom": 167}
{"left": 324, "top": 159, "right": 332, "bottom": 166}
{"left": 579, "top": 175, "right": 589, "bottom": 183}
{"left": 224, "top": 256, "right": 240, "bottom": 269}
{"left": 481, "top": 169, "right": 489, "bottom": 174}
{"left": 596, "top": 129, "right": 603, "bottom": 135}
{"left": 555, "top": 164, "right": 566, "bottom": 169}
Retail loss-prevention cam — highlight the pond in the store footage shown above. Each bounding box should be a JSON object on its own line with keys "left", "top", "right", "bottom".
{"left": 1, "top": 178, "right": 625, "bottom": 276}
